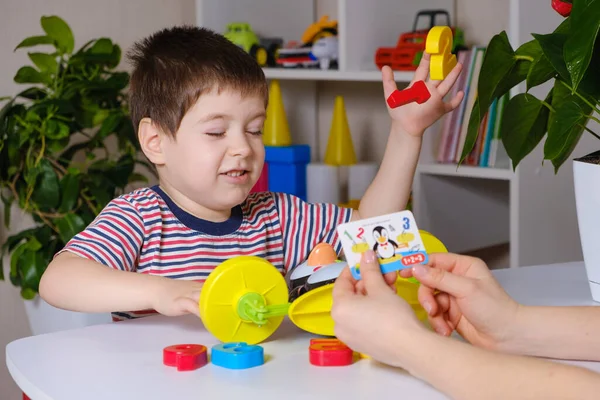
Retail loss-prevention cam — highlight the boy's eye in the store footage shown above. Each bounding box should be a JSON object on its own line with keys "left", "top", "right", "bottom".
{"left": 205, "top": 132, "right": 225, "bottom": 137}
{"left": 247, "top": 130, "right": 263, "bottom": 136}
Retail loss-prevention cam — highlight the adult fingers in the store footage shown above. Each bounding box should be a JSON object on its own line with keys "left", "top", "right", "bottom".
{"left": 333, "top": 265, "right": 357, "bottom": 299}
{"left": 358, "top": 250, "right": 388, "bottom": 294}
{"left": 413, "top": 264, "right": 476, "bottom": 299}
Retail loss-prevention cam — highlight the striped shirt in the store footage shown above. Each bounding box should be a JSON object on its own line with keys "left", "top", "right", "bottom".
{"left": 59, "top": 185, "right": 353, "bottom": 321}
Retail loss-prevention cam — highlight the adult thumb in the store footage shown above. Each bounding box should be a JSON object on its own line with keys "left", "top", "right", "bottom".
{"left": 412, "top": 264, "right": 475, "bottom": 297}
{"left": 359, "top": 250, "right": 387, "bottom": 293}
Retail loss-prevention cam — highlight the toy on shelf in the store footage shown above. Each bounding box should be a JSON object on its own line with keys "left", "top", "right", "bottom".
{"left": 306, "top": 163, "right": 341, "bottom": 205}
{"left": 261, "top": 79, "right": 309, "bottom": 200}
{"left": 224, "top": 22, "right": 283, "bottom": 67}
{"left": 324, "top": 96, "right": 356, "bottom": 166}
{"left": 250, "top": 163, "right": 269, "bottom": 194}
{"left": 374, "top": 10, "right": 465, "bottom": 71}
{"left": 386, "top": 80, "right": 431, "bottom": 109}
{"left": 263, "top": 80, "right": 291, "bottom": 146}
{"left": 198, "top": 232, "right": 447, "bottom": 345}
{"left": 276, "top": 16, "right": 339, "bottom": 70}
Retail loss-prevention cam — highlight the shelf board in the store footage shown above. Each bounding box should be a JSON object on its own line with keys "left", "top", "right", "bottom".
{"left": 417, "top": 163, "right": 514, "bottom": 181}
{"left": 263, "top": 68, "right": 414, "bottom": 82}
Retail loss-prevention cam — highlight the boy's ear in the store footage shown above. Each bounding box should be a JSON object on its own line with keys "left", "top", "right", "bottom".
{"left": 138, "top": 118, "right": 166, "bottom": 165}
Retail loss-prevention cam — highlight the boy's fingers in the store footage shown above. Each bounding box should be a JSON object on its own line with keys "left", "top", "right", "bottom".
{"left": 418, "top": 284, "right": 439, "bottom": 316}
{"left": 359, "top": 250, "right": 387, "bottom": 293}
{"left": 381, "top": 65, "right": 398, "bottom": 99}
{"left": 413, "top": 52, "right": 431, "bottom": 83}
{"left": 444, "top": 90, "right": 465, "bottom": 113}
{"left": 333, "top": 267, "right": 357, "bottom": 299}
{"left": 437, "top": 62, "right": 463, "bottom": 96}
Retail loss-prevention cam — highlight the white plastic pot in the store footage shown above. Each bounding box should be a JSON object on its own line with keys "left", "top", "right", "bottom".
{"left": 573, "top": 152, "right": 600, "bottom": 302}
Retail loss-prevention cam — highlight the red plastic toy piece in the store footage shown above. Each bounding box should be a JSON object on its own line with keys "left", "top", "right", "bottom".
{"left": 163, "top": 344, "right": 208, "bottom": 371}
{"left": 309, "top": 338, "right": 354, "bottom": 366}
{"left": 386, "top": 80, "right": 431, "bottom": 109}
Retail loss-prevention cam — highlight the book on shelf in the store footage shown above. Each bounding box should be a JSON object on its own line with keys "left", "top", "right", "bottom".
{"left": 435, "top": 46, "right": 511, "bottom": 169}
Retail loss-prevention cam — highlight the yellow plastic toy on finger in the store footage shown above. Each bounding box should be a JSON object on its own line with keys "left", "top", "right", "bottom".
{"left": 426, "top": 26, "right": 457, "bottom": 80}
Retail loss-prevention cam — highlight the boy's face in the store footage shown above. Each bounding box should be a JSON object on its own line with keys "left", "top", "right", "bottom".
{"left": 158, "top": 88, "right": 266, "bottom": 214}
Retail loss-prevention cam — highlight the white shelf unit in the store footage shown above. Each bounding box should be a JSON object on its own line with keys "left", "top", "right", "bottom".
{"left": 195, "top": 0, "right": 587, "bottom": 269}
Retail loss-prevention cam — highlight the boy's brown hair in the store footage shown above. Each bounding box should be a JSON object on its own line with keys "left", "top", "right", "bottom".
{"left": 127, "top": 26, "right": 268, "bottom": 137}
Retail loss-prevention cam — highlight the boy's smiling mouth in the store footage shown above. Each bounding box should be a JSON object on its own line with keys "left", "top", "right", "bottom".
{"left": 225, "top": 170, "right": 247, "bottom": 177}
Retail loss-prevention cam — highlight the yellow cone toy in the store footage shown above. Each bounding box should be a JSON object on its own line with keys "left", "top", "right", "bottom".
{"left": 324, "top": 96, "right": 356, "bottom": 165}
{"left": 263, "top": 80, "right": 291, "bottom": 146}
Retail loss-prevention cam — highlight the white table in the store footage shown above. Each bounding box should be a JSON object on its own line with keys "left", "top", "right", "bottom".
{"left": 6, "top": 261, "right": 600, "bottom": 400}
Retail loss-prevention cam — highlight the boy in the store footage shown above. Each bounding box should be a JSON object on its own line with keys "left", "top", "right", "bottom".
{"left": 39, "top": 26, "right": 464, "bottom": 322}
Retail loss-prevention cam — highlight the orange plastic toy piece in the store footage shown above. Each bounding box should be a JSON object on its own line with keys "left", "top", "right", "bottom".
{"left": 163, "top": 344, "right": 208, "bottom": 371}
{"left": 263, "top": 79, "right": 291, "bottom": 146}
{"left": 386, "top": 80, "right": 431, "bottom": 109}
{"left": 307, "top": 242, "right": 338, "bottom": 266}
{"left": 309, "top": 338, "right": 354, "bottom": 366}
{"left": 324, "top": 96, "right": 356, "bottom": 166}
{"left": 426, "top": 26, "right": 457, "bottom": 80}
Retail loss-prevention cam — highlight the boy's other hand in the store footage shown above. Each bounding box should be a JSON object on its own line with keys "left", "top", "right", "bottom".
{"left": 332, "top": 250, "right": 425, "bottom": 367}
{"left": 152, "top": 278, "right": 203, "bottom": 318}
{"left": 382, "top": 52, "right": 464, "bottom": 137}
{"left": 400, "top": 253, "right": 522, "bottom": 351}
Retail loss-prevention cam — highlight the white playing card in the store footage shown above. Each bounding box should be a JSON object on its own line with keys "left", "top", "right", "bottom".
{"left": 336, "top": 210, "right": 429, "bottom": 280}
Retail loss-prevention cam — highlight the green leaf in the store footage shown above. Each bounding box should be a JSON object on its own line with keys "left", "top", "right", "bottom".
{"left": 1, "top": 193, "right": 13, "bottom": 229}
{"left": 14, "top": 66, "right": 50, "bottom": 85}
{"left": 9, "top": 237, "right": 40, "bottom": 286}
{"left": 544, "top": 79, "right": 594, "bottom": 172}
{"left": 532, "top": 32, "right": 570, "bottom": 83}
{"left": 501, "top": 92, "right": 552, "bottom": 170}
{"left": 55, "top": 213, "right": 86, "bottom": 244}
{"left": 28, "top": 52, "right": 58, "bottom": 73}
{"left": 477, "top": 33, "right": 516, "bottom": 113}
{"left": 17, "top": 87, "right": 47, "bottom": 100}
{"left": 564, "top": 0, "right": 600, "bottom": 91}
{"left": 459, "top": 98, "right": 481, "bottom": 164}
{"left": 41, "top": 16, "right": 74, "bottom": 54}
{"left": 521, "top": 38, "right": 557, "bottom": 90}
{"left": 45, "top": 119, "right": 70, "bottom": 140}
{"left": 90, "top": 38, "right": 113, "bottom": 55}
{"left": 18, "top": 249, "right": 45, "bottom": 294}
{"left": 578, "top": 36, "right": 600, "bottom": 101}
{"left": 32, "top": 158, "right": 60, "bottom": 209}
{"left": 14, "top": 35, "right": 54, "bottom": 51}
{"left": 58, "top": 173, "right": 81, "bottom": 213}
{"left": 95, "top": 113, "right": 122, "bottom": 142}
{"left": 21, "top": 288, "right": 37, "bottom": 300}
{"left": 545, "top": 102, "right": 588, "bottom": 171}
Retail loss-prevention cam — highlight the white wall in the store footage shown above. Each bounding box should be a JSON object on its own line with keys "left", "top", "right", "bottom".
{"left": 0, "top": 1, "right": 195, "bottom": 397}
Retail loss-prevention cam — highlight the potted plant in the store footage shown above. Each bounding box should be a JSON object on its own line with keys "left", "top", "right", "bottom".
{"left": 0, "top": 16, "right": 152, "bottom": 333}
{"left": 459, "top": 0, "right": 600, "bottom": 300}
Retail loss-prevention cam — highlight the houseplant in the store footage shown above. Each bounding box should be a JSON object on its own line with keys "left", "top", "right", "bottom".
{"left": 460, "top": 0, "right": 600, "bottom": 299}
{"left": 0, "top": 15, "right": 151, "bottom": 314}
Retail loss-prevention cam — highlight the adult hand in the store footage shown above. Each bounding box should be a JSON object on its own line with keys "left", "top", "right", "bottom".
{"left": 332, "top": 250, "right": 426, "bottom": 367}
{"left": 400, "top": 252, "right": 522, "bottom": 351}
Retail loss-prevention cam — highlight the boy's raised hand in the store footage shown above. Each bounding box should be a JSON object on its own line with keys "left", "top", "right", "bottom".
{"left": 382, "top": 52, "right": 464, "bottom": 137}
